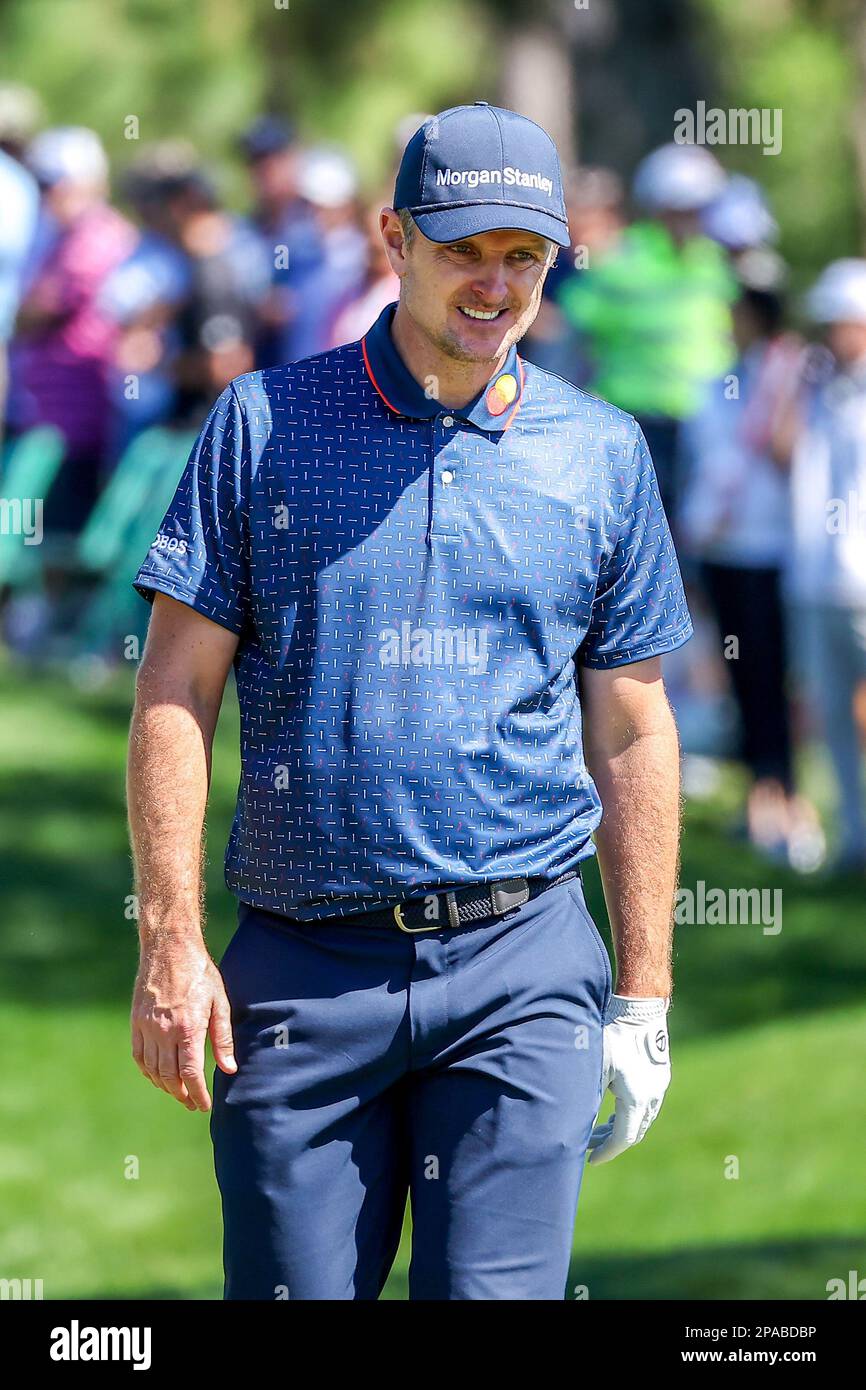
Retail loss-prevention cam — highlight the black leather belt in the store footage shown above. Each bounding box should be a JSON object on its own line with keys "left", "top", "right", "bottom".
{"left": 337, "top": 867, "right": 582, "bottom": 934}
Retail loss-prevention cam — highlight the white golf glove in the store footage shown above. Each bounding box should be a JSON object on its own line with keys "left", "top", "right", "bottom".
{"left": 586, "top": 994, "right": 671, "bottom": 1166}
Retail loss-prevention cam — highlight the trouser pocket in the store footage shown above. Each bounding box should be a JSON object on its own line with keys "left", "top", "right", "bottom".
{"left": 565, "top": 878, "right": 612, "bottom": 1012}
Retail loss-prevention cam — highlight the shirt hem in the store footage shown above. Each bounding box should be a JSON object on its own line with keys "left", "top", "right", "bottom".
{"left": 133, "top": 571, "right": 245, "bottom": 636}
{"left": 578, "top": 619, "right": 694, "bottom": 670}
{"left": 227, "top": 843, "right": 600, "bottom": 921}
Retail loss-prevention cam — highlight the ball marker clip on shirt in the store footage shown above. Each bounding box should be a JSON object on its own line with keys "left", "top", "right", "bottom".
{"left": 486, "top": 371, "right": 519, "bottom": 417}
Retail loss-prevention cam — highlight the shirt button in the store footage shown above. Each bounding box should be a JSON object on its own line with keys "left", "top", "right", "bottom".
{"left": 442, "top": 415, "right": 455, "bottom": 427}
{"left": 441, "top": 469, "right": 455, "bottom": 484}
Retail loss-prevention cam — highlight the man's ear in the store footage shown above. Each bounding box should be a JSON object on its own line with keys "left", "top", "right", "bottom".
{"left": 379, "top": 207, "right": 410, "bottom": 275}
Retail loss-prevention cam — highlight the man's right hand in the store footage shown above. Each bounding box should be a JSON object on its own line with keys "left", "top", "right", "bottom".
{"left": 131, "top": 939, "right": 237, "bottom": 1111}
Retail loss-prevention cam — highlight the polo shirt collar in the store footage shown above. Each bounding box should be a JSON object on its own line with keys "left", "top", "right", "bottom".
{"left": 361, "top": 301, "right": 524, "bottom": 432}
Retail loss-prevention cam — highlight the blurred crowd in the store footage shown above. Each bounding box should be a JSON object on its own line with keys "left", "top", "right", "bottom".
{"left": 1, "top": 83, "right": 864, "bottom": 876}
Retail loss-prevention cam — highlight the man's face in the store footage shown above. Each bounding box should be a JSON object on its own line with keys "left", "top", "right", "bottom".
{"left": 826, "top": 320, "right": 866, "bottom": 367}
{"left": 44, "top": 177, "right": 103, "bottom": 225}
{"left": 382, "top": 212, "right": 556, "bottom": 364}
{"left": 658, "top": 208, "right": 703, "bottom": 245}
{"left": 250, "top": 148, "right": 300, "bottom": 207}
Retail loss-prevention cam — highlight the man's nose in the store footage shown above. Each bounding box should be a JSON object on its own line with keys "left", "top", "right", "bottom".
{"left": 469, "top": 261, "right": 509, "bottom": 303}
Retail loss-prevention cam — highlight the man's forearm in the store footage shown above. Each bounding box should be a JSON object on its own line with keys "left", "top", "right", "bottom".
{"left": 585, "top": 717, "right": 682, "bottom": 1000}
{"left": 127, "top": 679, "right": 216, "bottom": 947}
{"left": 126, "top": 598, "right": 239, "bottom": 1111}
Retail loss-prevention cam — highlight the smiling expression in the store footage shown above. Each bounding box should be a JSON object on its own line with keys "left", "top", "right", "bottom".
{"left": 383, "top": 214, "right": 556, "bottom": 366}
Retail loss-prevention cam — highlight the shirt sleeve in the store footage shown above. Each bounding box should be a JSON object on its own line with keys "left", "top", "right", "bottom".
{"left": 132, "top": 383, "right": 251, "bottom": 634}
{"left": 579, "top": 423, "right": 693, "bottom": 668}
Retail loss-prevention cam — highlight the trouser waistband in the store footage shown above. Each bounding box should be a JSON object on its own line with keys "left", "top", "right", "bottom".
{"left": 307, "top": 866, "right": 583, "bottom": 934}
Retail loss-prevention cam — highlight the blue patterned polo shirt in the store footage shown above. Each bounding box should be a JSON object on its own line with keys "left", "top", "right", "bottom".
{"left": 133, "top": 301, "right": 692, "bottom": 920}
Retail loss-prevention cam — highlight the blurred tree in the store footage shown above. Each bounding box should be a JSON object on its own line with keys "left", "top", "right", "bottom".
{"left": 0, "top": 0, "right": 860, "bottom": 274}
{"left": 693, "top": 0, "right": 863, "bottom": 280}
{"left": 248, "top": 0, "right": 491, "bottom": 187}
{"left": 493, "top": 0, "right": 865, "bottom": 282}
{"left": 833, "top": 0, "right": 866, "bottom": 253}
{"left": 0, "top": 0, "right": 491, "bottom": 199}
{"left": 0, "top": 0, "right": 263, "bottom": 202}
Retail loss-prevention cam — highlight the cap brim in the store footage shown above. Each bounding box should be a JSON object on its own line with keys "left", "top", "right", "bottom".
{"left": 411, "top": 202, "right": 571, "bottom": 249}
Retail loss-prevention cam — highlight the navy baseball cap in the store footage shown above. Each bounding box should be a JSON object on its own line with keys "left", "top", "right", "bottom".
{"left": 239, "top": 115, "right": 297, "bottom": 161}
{"left": 394, "top": 101, "right": 570, "bottom": 248}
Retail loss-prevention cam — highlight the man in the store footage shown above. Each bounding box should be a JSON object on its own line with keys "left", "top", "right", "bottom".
{"left": 522, "top": 165, "right": 625, "bottom": 384}
{"left": 11, "top": 127, "right": 137, "bottom": 538}
{"left": 701, "top": 174, "right": 778, "bottom": 259}
{"left": 283, "top": 146, "right": 367, "bottom": 360}
{"left": 128, "top": 103, "right": 692, "bottom": 1301}
{"left": 774, "top": 260, "right": 866, "bottom": 874}
{"left": 99, "top": 143, "right": 197, "bottom": 458}
{"left": 558, "top": 142, "right": 736, "bottom": 525}
{"left": 679, "top": 253, "right": 825, "bottom": 872}
{"left": 239, "top": 115, "right": 322, "bottom": 370}
{"left": 327, "top": 191, "right": 401, "bottom": 348}
{"left": 160, "top": 167, "right": 271, "bottom": 429}
{"left": 0, "top": 146, "right": 38, "bottom": 446}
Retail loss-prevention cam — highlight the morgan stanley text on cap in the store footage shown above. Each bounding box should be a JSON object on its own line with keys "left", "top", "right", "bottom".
{"left": 394, "top": 101, "right": 571, "bottom": 248}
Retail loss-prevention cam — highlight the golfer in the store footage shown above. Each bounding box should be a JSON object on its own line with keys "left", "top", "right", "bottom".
{"left": 127, "top": 103, "right": 692, "bottom": 1300}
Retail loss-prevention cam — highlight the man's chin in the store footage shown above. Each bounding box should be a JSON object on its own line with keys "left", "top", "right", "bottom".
{"left": 439, "top": 323, "right": 517, "bottom": 364}
{"left": 443, "top": 342, "right": 504, "bottom": 365}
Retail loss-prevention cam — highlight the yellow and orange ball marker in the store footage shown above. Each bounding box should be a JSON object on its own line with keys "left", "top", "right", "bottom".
{"left": 486, "top": 372, "right": 518, "bottom": 417}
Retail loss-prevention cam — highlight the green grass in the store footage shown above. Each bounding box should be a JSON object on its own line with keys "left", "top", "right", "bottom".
{"left": 1, "top": 662, "right": 864, "bottom": 1299}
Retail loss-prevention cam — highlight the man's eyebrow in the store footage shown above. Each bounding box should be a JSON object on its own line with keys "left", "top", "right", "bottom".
{"left": 443, "top": 238, "right": 548, "bottom": 252}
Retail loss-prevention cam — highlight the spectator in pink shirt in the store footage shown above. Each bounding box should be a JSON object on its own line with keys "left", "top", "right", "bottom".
{"left": 328, "top": 196, "right": 401, "bottom": 348}
{"left": 11, "top": 127, "right": 137, "bottom": 541}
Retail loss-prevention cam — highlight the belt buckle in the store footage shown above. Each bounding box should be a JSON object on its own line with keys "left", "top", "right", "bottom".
{"left": 392, "top": 900, "right": 439, "bottom": 933}
{"left": 393, "top": 889, "right": 458, "bottom": 933}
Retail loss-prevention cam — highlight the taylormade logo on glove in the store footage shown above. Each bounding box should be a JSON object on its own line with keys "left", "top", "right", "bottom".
{"left": 587, "top": 994, "right": 671, "bottom": 1166}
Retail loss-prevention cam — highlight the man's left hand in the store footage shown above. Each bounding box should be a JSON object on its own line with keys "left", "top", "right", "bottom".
{"left": 586, "top": 994, "right": 671, "bottom": 1165}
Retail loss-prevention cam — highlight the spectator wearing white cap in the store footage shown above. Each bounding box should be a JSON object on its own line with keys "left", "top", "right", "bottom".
{"left": 0, "top": 82, "right": 44, "bottom": 163}
{"left": 702, "top": 174, "right": 778, "bottom": 256}
{"left": 9, "top": 127, "right": 136, "bottom": 545}
{"left": 282, "top": 146, "right": 367, "bottom": 362}
{"left": 632, "top": 142, "right": 728, "bottom": 227}
{"left": 772, "top": 259, "right": 866, "bottom": 872}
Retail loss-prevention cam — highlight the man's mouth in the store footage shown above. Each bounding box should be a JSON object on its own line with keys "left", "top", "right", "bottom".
{"left": 457, "top": 306, "right": 508, "bottom": 321}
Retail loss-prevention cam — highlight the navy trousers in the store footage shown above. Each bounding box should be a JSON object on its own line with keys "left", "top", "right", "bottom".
{"left": 210, "top": 874, "right": 612, "bottom": 1300}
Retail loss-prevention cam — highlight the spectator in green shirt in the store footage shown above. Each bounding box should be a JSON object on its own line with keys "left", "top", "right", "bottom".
{"left": 558, "top": 143, "right": 737, "bottom": 525}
